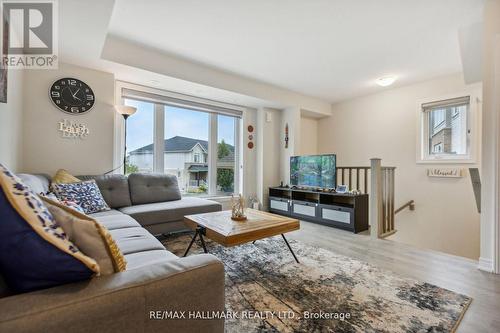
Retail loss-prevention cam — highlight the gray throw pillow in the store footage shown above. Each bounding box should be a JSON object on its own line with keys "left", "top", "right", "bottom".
{"left": 128, "top": 173, "right": 181, "bottom": 205}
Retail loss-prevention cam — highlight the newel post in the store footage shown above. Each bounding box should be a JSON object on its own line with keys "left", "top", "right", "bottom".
{"left": 370, "top": 158, "right": 383, "bottom": 239}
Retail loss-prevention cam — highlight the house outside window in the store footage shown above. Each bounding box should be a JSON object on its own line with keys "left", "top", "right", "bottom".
{"left": 120, "top": 84, "right": 242, "bottom": 197}
{"left": 418, "top": 94, "right": 478, "bottom": 163}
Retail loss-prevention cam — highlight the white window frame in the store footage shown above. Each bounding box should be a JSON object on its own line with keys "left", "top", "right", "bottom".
{"left": 114, "top": 81, "right": 243, "bottom": 197}
{"left": 416, "top": 89, "right": 481, "bottom": 164}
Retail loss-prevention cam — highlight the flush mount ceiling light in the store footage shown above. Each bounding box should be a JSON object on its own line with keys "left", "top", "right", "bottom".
{"left": 376, "top": 76, "right": 397, "bottom": 87}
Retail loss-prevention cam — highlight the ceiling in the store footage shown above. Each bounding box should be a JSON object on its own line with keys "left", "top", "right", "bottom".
{"left": 58, "top": 0, "right": 484, "bottom": 111}
{"left": 106, "top": 0, "right": 484, "bottom": 103}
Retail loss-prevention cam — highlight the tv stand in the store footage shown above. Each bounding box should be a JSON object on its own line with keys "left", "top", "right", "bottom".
{"left": 268, "top": 187, "right": 368, "bottom": 233}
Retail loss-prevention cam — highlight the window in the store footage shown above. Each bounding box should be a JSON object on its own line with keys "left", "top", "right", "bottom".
{"left": 164, "top": 105, "right": 209, "bottom": 196}
{"left": 124, "top": 99, "right": 154, "bottom": 174}
{"left": 418, "top": 95, "right": 475, "bottom": 163}
{"left": 217, "top": 115, "right": 237, "bottom": 196}
{"left": 119, "top": 84, "right": 242, "bottom": 197}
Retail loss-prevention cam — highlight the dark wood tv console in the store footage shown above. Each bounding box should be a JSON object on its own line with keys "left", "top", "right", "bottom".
{"left": 268, "top": 187, "right": 369, "bottom": 233}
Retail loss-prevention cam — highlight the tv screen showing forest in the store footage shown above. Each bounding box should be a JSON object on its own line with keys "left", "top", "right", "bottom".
{"left": 290, "top": 154, "right": 336, "bottom": 188}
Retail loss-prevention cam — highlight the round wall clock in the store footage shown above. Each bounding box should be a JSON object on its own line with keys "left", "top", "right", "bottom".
{"left": 49, "top": 78, "right": 95, "bottom": 114}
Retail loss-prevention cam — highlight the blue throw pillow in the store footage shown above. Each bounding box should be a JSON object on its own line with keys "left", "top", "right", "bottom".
{"left": 0, "top": 164, "right": 99, "bottom": 293}
{"left": 52, "top": 180, "right": 110, "bottom": 214}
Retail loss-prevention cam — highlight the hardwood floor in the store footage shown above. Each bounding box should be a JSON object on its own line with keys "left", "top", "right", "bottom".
{"left": 286, "top": 221, "right": 500, "bottom": 333}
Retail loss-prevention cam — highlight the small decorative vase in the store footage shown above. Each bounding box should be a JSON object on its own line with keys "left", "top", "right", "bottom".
{"left": 231, "top": 194, "right": 247, "bottom": 221}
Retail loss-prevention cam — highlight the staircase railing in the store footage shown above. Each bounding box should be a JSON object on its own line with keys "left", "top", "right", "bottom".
{"left": 337, "top": 158, "right": 399, "bottom": 238}
{"left": 395, "top": 200, "right": 415, "bottom": 214}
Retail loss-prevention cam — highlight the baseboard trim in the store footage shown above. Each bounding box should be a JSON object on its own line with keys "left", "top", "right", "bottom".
{"left": 478, "top": 257, "right": 494, "bottom": 272}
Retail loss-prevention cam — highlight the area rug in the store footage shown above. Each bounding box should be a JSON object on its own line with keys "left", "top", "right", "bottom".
{"left": 162, "top": 234, "right": 471, "bottom": 333}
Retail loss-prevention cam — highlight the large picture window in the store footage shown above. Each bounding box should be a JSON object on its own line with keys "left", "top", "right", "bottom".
{"left": 121, "top": 86, "right": 242, "bottom": 197}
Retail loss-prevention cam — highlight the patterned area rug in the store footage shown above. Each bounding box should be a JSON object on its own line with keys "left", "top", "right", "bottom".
{"left": 162, "top": 233, "right": 471, "bottom": 333}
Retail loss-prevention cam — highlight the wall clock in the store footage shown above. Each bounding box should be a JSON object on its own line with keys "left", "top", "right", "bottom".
{"left": 49, "top": 78, "right": 95, "bottom": 114}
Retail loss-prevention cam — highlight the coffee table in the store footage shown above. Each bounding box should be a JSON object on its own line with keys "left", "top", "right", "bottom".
{"left": 183, "top": 209, "right": 301, "bottom": 263}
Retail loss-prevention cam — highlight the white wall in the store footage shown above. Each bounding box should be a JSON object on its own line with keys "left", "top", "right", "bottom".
{"left": 317, "top": 73, "right": 481, "bottom": 260}
{"left": 256, "top": 108, "right": 282, "bottom": 209}
{"left": 480, "top": 0, "right": 500, "bottom": 272}
{"left": 22, "top": 63, "right": 115, "bottom": 175}
{"left": 0, "top": 69, "right": 24, "bottom": 172}
{"left": 300, "top": 116, "right": 319, "bottom": 155}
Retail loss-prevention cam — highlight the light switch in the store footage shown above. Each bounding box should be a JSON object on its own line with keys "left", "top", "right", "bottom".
{"left": 265, "top": 111, "right": 272, "bottom": 122}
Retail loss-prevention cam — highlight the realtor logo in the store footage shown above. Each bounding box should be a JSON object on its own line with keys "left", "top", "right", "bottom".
{"left": 1, "top": 0, "right": 58, "bottom": 69}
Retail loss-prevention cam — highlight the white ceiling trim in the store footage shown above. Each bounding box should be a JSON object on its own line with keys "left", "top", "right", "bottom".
{"left": 101, "top": 35, "right": 332, "bottom": 116}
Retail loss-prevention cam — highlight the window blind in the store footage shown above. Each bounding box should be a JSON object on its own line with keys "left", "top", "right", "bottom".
{"left": 421, "top": 96, "right": 470, "bottom": 111}
{"left": 121, "top": 87, "right": 244, "bottom": 118}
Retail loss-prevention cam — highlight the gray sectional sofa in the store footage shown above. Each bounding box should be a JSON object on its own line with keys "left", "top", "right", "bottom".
{"left": 0, "top": 173, "right": 225, "bottom": 333}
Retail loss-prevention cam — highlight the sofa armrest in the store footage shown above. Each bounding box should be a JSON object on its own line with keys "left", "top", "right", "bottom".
{"left": 0, "top": 254, "right": 225, "bottom": 333}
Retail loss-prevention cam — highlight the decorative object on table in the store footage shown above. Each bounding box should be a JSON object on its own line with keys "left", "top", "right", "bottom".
{"left": 335, "top": 184, "right": 348, "bottom": 193}
{"left": 0, "top": 163, "right": 98, "bottom": 293}
{"left": 248, "top": 195, "right": 260, "bottom": 210}
{"left": 115, "top": 105, "right": 138, "bottom": 174}
{"left": 51, "top": 180, "right": 110, "bottom": 215}
{"left": 285, "top": 123, "right": 289, "bottom": 148}
{"left": 350, "top": 189, "right": 361, "bottom": 195}
{"left": 427, "top": 168, "right": 464, "bottom": 178}
{"left": 231, "top": 194, "right": 247, "bottom": 221}
{"left": 50, "top": 78, "right": 95, "bottom": 114}
{"left": 58, "top": 119, "right": 90, "bottom": 139}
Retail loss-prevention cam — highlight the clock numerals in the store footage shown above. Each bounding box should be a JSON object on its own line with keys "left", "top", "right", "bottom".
{"left": 50, "top": 78, "right": 95, "bottom": 115}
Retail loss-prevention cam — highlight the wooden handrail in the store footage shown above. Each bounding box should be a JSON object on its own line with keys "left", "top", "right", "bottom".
{"left": 394, "top": 200, "right": 415, "bottom": 214}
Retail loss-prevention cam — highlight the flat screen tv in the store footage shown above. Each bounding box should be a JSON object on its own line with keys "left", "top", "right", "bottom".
{"left": 290, "top": 154, "right": 336, "bottom": 189}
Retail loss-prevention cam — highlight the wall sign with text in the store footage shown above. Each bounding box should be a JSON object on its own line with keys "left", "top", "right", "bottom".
{"left": 58, "top": 119, "right": 90, "bottom": 139}
{"left": 427, "top": 168, "right": 463, "bottom": 178}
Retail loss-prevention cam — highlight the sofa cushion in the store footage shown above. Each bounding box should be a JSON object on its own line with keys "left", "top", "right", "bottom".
{"left": 109, "top": 227, "right": 165, "bottom": 255}
{"left": 16, "top": 174, "right": 50, "bottom": 194}
{"left": 0, "top": 274, "right": 11, "bottom": 298}
{"left": 125, "top": 250, "right": 177, "bottom": 270}
{"left": 52, "top": 169, "right": 80, "bottom": 185}
{"left": 40, "top": 196, "right": 127, "bottom": 274}
{"left": 91, "top": 210, "right": 141, "bottom": 230}
{"left": 79, "top": 174, "right": 132, "bottom": 209}
{"left": 0, "top": 164, "right": 98, "bottom": 293}
{"left": 52, "top": 180, "right": 110, "bottom": 214}
{"left": 118, "top": 197, "right": 222, "bottom": 226}
{"left": 128, "top": 173, "right": 181, "bottom": 205}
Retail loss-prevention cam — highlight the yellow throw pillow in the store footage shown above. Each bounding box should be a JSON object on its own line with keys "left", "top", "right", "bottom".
{"left": 52, "top": 169, "right": 81, "bottom": 184}
{"left": 40, "top": 196, "right": 127, "bottom": 274}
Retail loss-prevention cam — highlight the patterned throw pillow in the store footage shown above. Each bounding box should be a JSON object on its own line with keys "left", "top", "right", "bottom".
{"left": 0, "top": 163, "right": 99, "bottom": 293}
{"left": 52, "top": 180, "right": 110, "bottom": 214}
{"left": 40, "top": 196, "right": 127, "bottom": 274}
{"left": 40, "top": 192, "right": 86, "bottom": 214}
